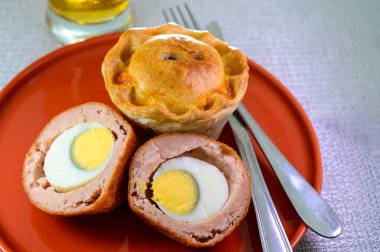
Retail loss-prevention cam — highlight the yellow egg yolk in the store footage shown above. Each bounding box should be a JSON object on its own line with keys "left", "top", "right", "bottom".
{"left": 151, "top": 170, "right": 198, "bottom": 215}
{"left": 71, "top": 127, "right": 113, "bottom": 170}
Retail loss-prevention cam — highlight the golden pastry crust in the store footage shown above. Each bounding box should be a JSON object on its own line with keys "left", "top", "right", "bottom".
{"left": 102, "top": 23, "right": 249, "bottom": 139}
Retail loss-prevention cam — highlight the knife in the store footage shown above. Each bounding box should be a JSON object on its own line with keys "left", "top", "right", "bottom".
{"left": 207, "top": 21, "right": 341, "bottom": 239}
{"left": 237, "top": 104, "right": 342, "bottom": 238}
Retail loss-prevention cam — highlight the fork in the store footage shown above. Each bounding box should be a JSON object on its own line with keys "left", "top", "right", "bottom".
{"left": 163, "top": 2, "right": 342, "bottom": 240}
{"left": 204, "top": 19, "right": 341, "bottom": 239}
{"left": 163, "top": 4, "right": 293, "bottom": 252}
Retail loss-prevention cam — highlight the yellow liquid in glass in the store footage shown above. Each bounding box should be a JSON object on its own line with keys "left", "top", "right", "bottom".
{"left": 49, "top": 0, "right": 130, "bottom": 24}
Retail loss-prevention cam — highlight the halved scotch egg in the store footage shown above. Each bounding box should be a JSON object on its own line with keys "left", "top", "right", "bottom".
{"left": 23, "top": 102, "right": 136, "bottom": 216}
{"left": 128, "top": 132, "right": 251, "bottom": 247}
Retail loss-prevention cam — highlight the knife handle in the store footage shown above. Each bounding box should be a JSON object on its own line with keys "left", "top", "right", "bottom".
{"left": 237, "top": 104, "right": 341, "bottom": 238}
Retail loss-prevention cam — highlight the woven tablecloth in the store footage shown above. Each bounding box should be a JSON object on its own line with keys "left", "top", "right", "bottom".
{"left": 1, "top": 0, "right": 380, "bottom": 251}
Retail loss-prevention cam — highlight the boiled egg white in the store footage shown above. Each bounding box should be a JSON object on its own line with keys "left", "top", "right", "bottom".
{"left": 44, "top": 122, "right": 114, "bottom": 192}
{"left": 151, "top": 156, "right": 228, "bottom": 222}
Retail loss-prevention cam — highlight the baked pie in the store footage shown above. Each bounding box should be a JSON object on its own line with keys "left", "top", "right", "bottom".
{"left": 102, "top": 23, "right": 248, "bottom": 138}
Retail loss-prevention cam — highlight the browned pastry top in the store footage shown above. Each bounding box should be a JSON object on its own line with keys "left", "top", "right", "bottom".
{"left": 102, "top": 23, "right": 248, "bottom": 123}
{"left": 125, "top": 34, "right": 227, "bottom": 113}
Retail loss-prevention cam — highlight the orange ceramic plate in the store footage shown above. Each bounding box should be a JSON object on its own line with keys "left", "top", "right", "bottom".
{"left": 0, "top": 34, "right": 322, "bottom": 252}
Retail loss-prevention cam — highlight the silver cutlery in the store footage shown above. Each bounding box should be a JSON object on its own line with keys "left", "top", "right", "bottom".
{"left": 163, "top": 4, "right": 293, "bottom": 252}
{"left": 236, "top": 104, "right": 342, "bottom": 238}
{"left": 229, "top": 113, "right": 293, "bottom": 252}
{"left": 207, "top": 15, "right": 341, "bottom": 239}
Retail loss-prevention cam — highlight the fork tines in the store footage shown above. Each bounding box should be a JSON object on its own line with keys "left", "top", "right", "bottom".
{"left": 162, "top": 3, "right": 200, "bottom": 30}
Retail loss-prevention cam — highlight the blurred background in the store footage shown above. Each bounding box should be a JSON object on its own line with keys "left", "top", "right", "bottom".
{"left": 1, "top": 0, "right": 380, "bottom": 251}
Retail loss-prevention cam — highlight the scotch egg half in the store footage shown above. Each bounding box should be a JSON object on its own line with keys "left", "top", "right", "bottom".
{"left": 23, "top": 102, "right": 136, "bottom": 216}
{"left": 128, "top": 132, "right": 252, "bottom": 247}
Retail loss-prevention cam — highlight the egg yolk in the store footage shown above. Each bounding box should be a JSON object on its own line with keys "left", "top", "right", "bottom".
{"left": 71, "top": 127, "right": 113, "bottom": 170}
{"left": 151, "top": 170, "right": 198, "bottom": 215}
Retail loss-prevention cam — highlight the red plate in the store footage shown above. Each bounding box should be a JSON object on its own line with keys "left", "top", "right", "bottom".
{"left": 0, "top": 34, "right": 322, "bottom": 252}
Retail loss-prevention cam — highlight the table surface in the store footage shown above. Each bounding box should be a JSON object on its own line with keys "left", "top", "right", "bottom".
{"left": 1, "top": 0, "right": 380, "bottom": 251}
